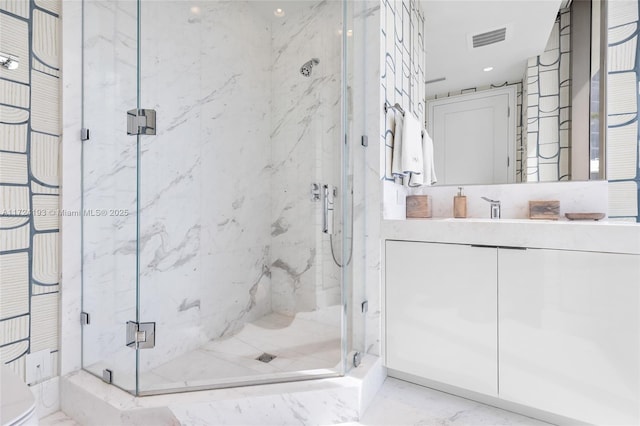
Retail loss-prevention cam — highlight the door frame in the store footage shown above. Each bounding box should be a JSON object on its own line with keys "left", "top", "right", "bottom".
{"left": 426, "top": 85, "right": 517, "bottom": 184}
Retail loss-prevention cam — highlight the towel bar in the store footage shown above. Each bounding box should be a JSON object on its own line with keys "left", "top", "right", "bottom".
{"left": 384, "top": 102, "right": 404, "bottom": 116}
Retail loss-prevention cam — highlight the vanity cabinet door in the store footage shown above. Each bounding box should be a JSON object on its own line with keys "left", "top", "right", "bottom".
{"left": 385, "top": 241, "right": 498, "bottom": 396}
{"left": 499, "top": 248, "right": 640, "bottom": 425}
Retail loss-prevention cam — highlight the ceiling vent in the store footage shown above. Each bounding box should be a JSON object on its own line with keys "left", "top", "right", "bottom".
{"left": 472, "top": 27, "right": 507, "bottom": 48}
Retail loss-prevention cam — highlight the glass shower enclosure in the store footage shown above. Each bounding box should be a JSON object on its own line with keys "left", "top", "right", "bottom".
{"left": 81, "top": 0, "right": 355, "bottom": 395}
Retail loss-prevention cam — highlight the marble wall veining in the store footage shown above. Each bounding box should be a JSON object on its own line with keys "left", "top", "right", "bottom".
{"left": 137, "top": 0, "right": 275, "bottom": 373}
{"left": 270, "top": 0, "right": 342, "bottom": 316}
{"left": 80, "top": 0, "right": 345, "bottom": 385}
{"left": 0, "top": 0, "right": 61, "bottom": 383}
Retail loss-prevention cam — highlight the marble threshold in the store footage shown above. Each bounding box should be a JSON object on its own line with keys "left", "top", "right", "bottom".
{"left": 60, "top": 353, "right": 385, "bottom": 425}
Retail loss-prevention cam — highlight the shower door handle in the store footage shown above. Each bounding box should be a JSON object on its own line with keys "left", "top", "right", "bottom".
{"left": 323, "top": 184, "right": 335, "bottom": 234}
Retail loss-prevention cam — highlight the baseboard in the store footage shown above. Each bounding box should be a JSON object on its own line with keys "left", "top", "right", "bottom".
{"left": 388, "top": 369, "right": 590, "bottom": 426}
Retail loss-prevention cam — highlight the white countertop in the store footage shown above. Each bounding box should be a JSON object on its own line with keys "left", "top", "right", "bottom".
{"left": 382, "top": 218, "right": 640, "bottom": 254}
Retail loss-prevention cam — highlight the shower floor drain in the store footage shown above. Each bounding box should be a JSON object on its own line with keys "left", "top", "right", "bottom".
{"left": 256, "top": 353, "right": 277, "bottom": 363}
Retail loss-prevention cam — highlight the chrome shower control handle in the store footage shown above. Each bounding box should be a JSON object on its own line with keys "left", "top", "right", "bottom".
{"left": 323, "top": 184, "right": 335, "bottom": 234}
{"left": 481, "top": 197, "right": 501, "bottom": 219}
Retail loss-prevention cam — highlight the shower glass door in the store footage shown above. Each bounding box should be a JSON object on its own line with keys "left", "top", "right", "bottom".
{"left": 81, "top": 0, "right": 353, "bottom": 395}
{"left": 135, "top": 0, "right": 349, "bottom": 393}
{"left": 81, "top": 0, "right": 139, "bottom": 392}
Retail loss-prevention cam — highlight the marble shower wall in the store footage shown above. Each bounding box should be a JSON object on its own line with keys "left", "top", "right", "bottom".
{"left": 81, "top": 0, "right": 344, "bottom": 375}
{"left": 0, "top": 0, "right": 61, "bottom": 381}
{"left": 81, "top": 1, "right": 274, "bottom": 374}
{"left": 136, "top": 0, "right": 275, "bottom": 373}
{"left": 270, "top": 1, "right": 342, "bottom": 316}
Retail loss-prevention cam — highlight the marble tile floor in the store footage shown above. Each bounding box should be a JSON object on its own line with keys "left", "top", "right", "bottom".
{"left": 346, "top": 377, "right": 553, "bottom": 426}
{"left": 86, "top": 307, "right": 343, "bottom": 392}
{"left": 42, "top": 376, "right": 552, "bottom": 425}
{"left": 40, "top": 411, "right": 80, "bottom": 426}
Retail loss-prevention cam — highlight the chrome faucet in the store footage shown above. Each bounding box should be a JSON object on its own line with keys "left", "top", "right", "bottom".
{"left": 481, "top": 197, "right": 501, "bottom": 219}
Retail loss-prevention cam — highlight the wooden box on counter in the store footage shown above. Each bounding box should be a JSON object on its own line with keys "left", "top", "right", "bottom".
{"left": 529, "top": 200, "right": 560, "bottom": 220}
{"left": 406, "top": 195, "right": 432, "bottom": 218}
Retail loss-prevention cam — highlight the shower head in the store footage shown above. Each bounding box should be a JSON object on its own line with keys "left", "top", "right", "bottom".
{"left": 300, "top": 58, "right": 319, "bottom": 77}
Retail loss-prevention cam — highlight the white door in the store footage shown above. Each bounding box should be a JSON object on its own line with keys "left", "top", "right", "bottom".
{"left": 427, "top": 87, "right": 516, "bottom": 185}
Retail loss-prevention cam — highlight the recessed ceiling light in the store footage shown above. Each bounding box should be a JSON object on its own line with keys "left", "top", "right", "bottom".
{"left": 483, "top": 66, "right": 494, "bottom": 72}
{"left": 274, "top": 8, "right": 285, "bottom": 17}
{"left": 190, "top": 6, "right": 200, "bottom": 14}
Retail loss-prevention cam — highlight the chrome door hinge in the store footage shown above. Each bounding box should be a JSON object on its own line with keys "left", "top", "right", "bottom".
{"left": 80, "top": 128, "right": 90, "bottom": 141}
{"left": 126, "top": 321, "right": 156, "bottom": 349}
{"left": 353, "top": 352, "right": 362, "bottom": 367}
{"left": 127, "top": 109, "right": 156, "bottom": 135}
{"left": 80, "top": 312, "right": 90, "bottom": 325}
{"left": 102, "top": 369, "right": 113, "bottom": 384}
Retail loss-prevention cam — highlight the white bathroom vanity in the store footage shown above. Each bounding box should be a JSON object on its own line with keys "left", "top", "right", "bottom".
{"left": 383, "top": 219, "right": 640, "bottom": 425}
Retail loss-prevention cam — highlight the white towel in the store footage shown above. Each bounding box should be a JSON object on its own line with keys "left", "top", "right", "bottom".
{"left": 409, "top": 129, "right": 438, "bottom": 187}
{"left": 391, "top": 112, "right": 423, "bottom": 179}
{"left": 391, "top": 114, "right": 404, "bottom": 178}
{"left": 401, "top": 113, "right": 423, "bottom": 175}
{"left": 422, "top": 129, "right": 437, "bottom": 185}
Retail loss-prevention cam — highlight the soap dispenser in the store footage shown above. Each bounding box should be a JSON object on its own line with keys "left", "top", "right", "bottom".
{"left": 453, "top": 187, "right": 467, "bottom": 218}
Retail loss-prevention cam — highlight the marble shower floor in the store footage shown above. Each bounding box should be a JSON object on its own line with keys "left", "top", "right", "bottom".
{"left": 84, "top": 308, "right": 341, "bottom": 392}
{"left": 136, "top": 307, "right": 343, "bottom": 392}
{"left": 43, "top": 377, "right": 552, "bottom": 425}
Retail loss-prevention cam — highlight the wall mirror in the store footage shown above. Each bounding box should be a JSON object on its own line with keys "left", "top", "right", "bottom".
{"left": 423, "top": 0, "right": 606, "bottom": 186}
